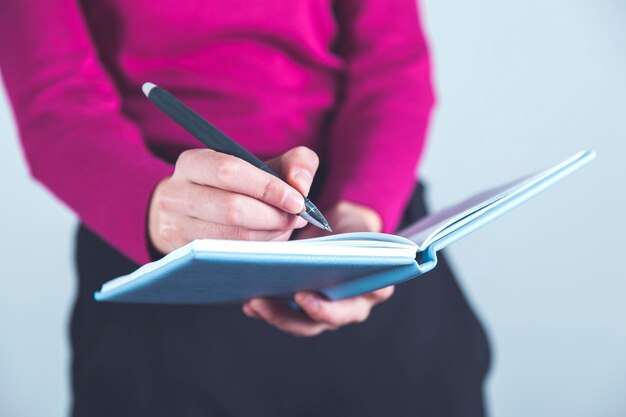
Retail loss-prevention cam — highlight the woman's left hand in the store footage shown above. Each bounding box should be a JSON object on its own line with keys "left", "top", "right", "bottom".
{"left": 242, "top": 200, "right": 395, "bottom": 337}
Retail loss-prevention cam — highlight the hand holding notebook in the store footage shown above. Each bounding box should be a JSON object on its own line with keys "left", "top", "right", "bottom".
{"left": 96, "top": 150, "right": 595, "bottom": 304}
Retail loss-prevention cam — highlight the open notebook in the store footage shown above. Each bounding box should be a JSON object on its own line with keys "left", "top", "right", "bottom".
{"left": 95, "top": 150, "right": 595, "bottom": 304}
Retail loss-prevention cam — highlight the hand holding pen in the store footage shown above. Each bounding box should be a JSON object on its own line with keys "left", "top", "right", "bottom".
{"left": 148, "top": 144, "right": 322, "bottom": 254}
{"left": 144, "top": 83, "right": 329, "bottom": 254}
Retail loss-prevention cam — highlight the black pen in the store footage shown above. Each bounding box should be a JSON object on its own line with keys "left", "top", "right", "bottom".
{"left": 142, "top": 82, "right": 332, "bottom": 232}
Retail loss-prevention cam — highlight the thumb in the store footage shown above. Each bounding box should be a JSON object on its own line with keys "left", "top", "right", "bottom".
{"left": 266, "top": 146, "right": 319, "bottom": 196}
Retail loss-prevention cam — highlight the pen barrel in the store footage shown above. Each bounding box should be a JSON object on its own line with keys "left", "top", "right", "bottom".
{"left": 258, "top": 164, "right": 279, "bottom": 177}
{"left": 148, "top": 87, "right": 271, "bottom": 172}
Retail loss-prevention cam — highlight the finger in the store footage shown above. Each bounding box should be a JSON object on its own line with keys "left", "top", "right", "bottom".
{"left": 293, "top": 223, "right": 327, "bottom": 240}
{"left": 269, "top": 229, "right": 296, "bottom": 241}
{"left": 295, "top": 292, "right": 373, "bottom": 328}
{"left": 172, "top": 183, "right": 308, "bottom": 231}
{"left": 176, "top": 149, "right": 304, "bottom": 214}
{"left": 185, "top": 217, "right": 298, "bottom": 242}
{"left": 266, "top": 146, "right": 319, "bottom": 196}
{"left": 364, "top": 286, "right": 395, "bottom": 304}
{"left": 242, "top": 302, "right": 261, "bottom": 319}
{"left": 248, "top": 298, "right": 330, "bottom": 337}
{"left": 166, "top": 215, "right": 295, "bottom": 247}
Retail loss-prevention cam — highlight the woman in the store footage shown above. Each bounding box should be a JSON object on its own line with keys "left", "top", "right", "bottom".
{"left": 0, "top": 0, "right": 490, "bottom": 415}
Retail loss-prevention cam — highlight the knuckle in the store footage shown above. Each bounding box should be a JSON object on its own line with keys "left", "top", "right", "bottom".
{"left": 155, "top": 196, "right": 169, "bottom": 214}
{"left": 159, "top": 190, "right": 181, "bottom": 213}
{"left": 159, "top": 222, "right": 175, "bottom": 242}
{"left": 185, "top": 198, "right": 199, "bottom": 216}
{"left": 175, "top": 149, "right": 195, "bottom": 170}
{"left": 260, "top": 178, "right": 283, "bottom": 203}
{"left": 224, "top": 195, "right": 245, "bottom": 225}
{"left": 215, "top": 156, "right": 239, "bottom": 186}
{"left": 234, "top": 226, "right": 251, "bottom": 241}
{"left": 224, "top": 208, "right": 239, "bottom": 226}
{"left": 153, "top": 177, "right": 171, "bottom": 199}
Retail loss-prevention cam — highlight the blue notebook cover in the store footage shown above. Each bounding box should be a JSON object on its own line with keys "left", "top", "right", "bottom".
{"left": 95, "top": 150, "right": 595, "bottom": 304}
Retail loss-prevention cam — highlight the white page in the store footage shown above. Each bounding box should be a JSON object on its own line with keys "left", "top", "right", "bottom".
{"left": 100, "top": 234, "right": 417, "bottom": 294}
{"left": 192, "top": 236, "right": 416, "bottom": 257}
{"left": 398, "top": 151, "right": 590, "bottom": 249}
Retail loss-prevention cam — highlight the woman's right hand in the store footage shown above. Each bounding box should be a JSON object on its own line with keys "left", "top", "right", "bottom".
{"left": 148, "top": 146, "right": 319, "bottom": 255}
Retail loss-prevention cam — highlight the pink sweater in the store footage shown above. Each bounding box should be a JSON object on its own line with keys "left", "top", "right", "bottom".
{"left": 0, "top": 0, "right": 434, "bottom": 264}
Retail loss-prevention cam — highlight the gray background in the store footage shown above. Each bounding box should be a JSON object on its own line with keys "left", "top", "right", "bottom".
{"left": 1, "top": 0, "right": 624, "bottom": 415}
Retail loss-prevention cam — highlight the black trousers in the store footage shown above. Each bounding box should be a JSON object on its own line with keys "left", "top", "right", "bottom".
{"left": 71, "top": 184, "right": 490, "bottom": 417}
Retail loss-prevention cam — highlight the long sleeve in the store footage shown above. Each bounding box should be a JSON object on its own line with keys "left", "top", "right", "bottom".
{"left": 323, "top": 0, "right": 435, "bottom": 232}
{"left": 0, "top": 1, "right": 173, "bottom": 264}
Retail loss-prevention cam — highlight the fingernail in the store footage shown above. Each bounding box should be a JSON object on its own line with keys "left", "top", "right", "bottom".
{"left": 294, "top": 171, "right": 313, "bottom": 196}
{"left": 284, "top": 192, "right": 304, "bottom": 214}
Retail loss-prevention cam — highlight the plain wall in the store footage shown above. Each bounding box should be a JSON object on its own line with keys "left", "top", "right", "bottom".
{"left": 420, "top": 0, "right": 626, "bottom": 415}
{"left": 1, "top": 0, "right": 624, "bottom": 415}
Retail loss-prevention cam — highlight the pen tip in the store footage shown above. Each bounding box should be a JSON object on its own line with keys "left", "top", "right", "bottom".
{"left": 142, "top": 82, "right": 157, "bottom": 97}
{"left": 324, "top": 225, "right": 333, "bottom": 233}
